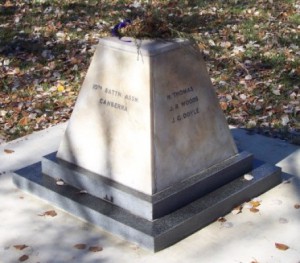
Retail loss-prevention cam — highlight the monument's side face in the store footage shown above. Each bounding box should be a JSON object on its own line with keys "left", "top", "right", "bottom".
{"left": 151, "top": 46, "right": 238, "bottom": 192}
{"left": 57, "top": 40, "right": 153, "bottom": 194}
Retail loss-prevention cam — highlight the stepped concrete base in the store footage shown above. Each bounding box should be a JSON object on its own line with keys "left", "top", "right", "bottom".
{"left": 42, "top": 151, "right": 253, "bottom": 220}
{"left": 13, "top": 159, "right": 281, "bottom": 252}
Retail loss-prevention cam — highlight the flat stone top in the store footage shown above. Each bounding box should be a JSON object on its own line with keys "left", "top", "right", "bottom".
{"left": 98, "top": 37, "right": 190, "bottom": 56}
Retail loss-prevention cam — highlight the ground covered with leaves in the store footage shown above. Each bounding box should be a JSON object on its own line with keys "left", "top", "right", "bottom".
{"left": 0, "top": 0, "right": 299, "bottom": 143}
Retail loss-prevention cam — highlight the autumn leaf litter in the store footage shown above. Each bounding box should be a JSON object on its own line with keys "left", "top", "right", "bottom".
{"left": 0, "top": 0, "right": 299, "bottom": 143}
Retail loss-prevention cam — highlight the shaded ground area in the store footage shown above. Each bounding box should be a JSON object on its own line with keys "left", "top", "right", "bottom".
{"left": 0, "top": 0, "right": 299, "bottom": 142}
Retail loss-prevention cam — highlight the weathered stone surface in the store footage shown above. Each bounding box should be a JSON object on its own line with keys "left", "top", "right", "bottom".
{"left": 57, "top": 38, "right": 237, "bottom": 195}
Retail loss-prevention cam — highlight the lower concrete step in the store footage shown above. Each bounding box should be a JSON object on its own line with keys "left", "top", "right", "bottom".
{"left": 13, "top": 159, "right": 281, "bottom": 252}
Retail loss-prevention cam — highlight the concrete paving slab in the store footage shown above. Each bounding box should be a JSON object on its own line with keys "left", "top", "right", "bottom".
{"left": 0, "top": 123, "right": 67, "bottom": 173}
{"left": 1, "top": 124, "right": 300, "bottom": 262}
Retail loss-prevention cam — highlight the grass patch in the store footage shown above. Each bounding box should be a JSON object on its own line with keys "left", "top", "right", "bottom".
{"left": 289, "top": 13, "right": 300, "bottom": 25}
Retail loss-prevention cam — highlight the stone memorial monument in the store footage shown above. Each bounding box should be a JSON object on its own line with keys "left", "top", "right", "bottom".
{"left": 13, "top": 37, "right": 281, "bottom": 252}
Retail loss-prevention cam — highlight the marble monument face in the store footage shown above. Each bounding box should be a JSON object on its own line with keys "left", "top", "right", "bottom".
{"left": 57, "top": 37, "right": 238, "bottom": 195}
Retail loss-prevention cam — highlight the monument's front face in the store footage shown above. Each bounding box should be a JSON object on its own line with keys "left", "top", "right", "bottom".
{"left": 57, "top": 37, "right": 237, "bottom": 195}
{"left": 57, "top": 38, "right": 153, "bottom": 194}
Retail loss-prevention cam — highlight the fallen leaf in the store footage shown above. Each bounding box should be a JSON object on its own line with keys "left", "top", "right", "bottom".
{"left": 217, "top": 217, "right": 227, "bottom": 222}
{"left": 88, "top": 246, "right": 103, "bottom": 252}
{"left": 56, "top": 31, "right": 66, "bottom": 39}
{"left": 220, "top": 41, "right": 231, "bottom": 48}
{"left": 56, "top": 179, "right": 65, "bottom": 186}
{"left": 281, "top": 115, "right": 290, "bottom": 126}
{"left": 250, "top": 207, "right": 260, "bottom": 213}
{"left": 4, "top": 149, "right": 14, "bottom": 154}
{"left": 74, "top": 244, "right": 87, "bottom": 249}
{"left": 250, "top": 200, "right": 261, "bottom": 207}
{"left": 272, "top": 88, "right": 281, "bottom": 96}
{"left": 14, "top": 245, "right": 28, "bottom": 250}
{"left": 275, "top": 242, "right": 289, "bottom": 251}
{"left": 208, "top": 39, "right": 216, "bottom": 46}
{"left": 18, "top": 255, "right": 29, "bottom": 262}
{"left": 0, "top": 110, "right": 7, "bottom": 116}
{"left": 244, "top": 174, "right": 254, "bottom": 181}
{"left": 232, "top": 205, "right": 243, "bottom": 215}
{"left": 294, "top": 204, "right": 300, "bottom": 209}
{"left": 57, "top": 83, "right": 65, "bottom": 92}
{"left": 240, "top": 94, "right": 247, "bottom": 100}
{"left": 39, "top": 210, "right": 57, "bottom": 217}
{"left": 219, "top": 101, "right": 228, "bottom": 111}
{"left": 18, "top": 117, "right": 28, "bottom": 126}
{"left": 245, "top": 74, "right": 252, "bottom": 80}
{"left": 4, "top": 0, "right": 14, "bottom": 7}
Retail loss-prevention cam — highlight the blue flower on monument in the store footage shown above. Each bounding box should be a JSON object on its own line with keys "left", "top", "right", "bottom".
{"left": 111, "top": 19, "right": 132, "bottom": 38}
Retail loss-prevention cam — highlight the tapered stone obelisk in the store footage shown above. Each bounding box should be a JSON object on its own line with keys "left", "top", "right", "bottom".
{"left": 56, "top": 37, "right": 238, "bottom": 195}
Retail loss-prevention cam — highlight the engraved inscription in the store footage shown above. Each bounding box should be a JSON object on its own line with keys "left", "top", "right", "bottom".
{"left": 104, "top": 88, "right": 122, "bottom": 97}
{"left": 171, "top": 86, "right": 194, "bottom": 98}
{"left": 99, "top": 98, "right": 128, "bottom": 111}
{"left": 125, "top": 94, "right": 138, "bottom": 102}
{"left": 93, "top": 84, "right": 102, "bottom": 90}
{"left": 92, "top": 84, "right": 138, "bottom": 112}
{"left": 166, "top": 86, "right": 200, "bottom": 123}
{"left": 181, "top": 96, "right": 198, "bottom": 107}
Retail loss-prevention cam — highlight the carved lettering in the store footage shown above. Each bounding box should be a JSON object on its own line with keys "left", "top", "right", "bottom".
{"left": 99, "top": 98, "right": 128, "bottom": 112}
{"left": 92, "top": 83, "right": 139, "bottom": 112}
{"left": 104, "top": 88, "right": 122, "bottom": 97}
{"left": 181, "top": 96, "right": 198, "bottom": 107}
{"left": 93, "top": 84, "right": 102, "bottom": 90}
{"left": 125, "top": 94, "right": 138, "bottom": 102}
{"left": 183, "top": 107, "right": 200, "bottom": 118}
{"left": 167, "top": 86, "right": 201, "bottom": 123}
{"left": 172, "top": 86, "right": 193, "bottom": 98}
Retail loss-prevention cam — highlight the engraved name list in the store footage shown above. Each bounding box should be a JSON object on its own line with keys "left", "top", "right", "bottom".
{"left": 166, "top": 86, "right": 200, "bottom": 123}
